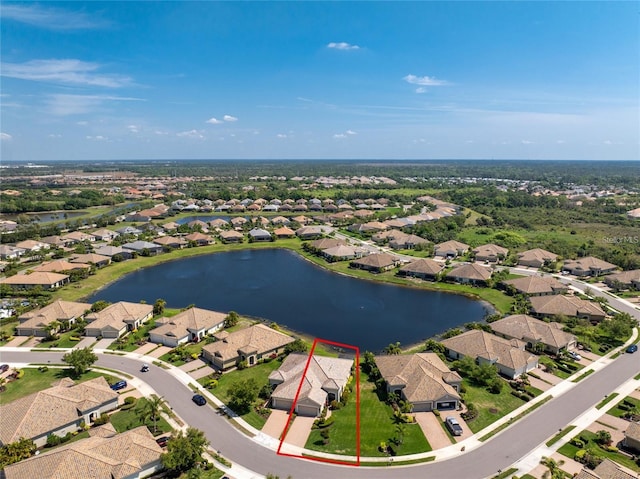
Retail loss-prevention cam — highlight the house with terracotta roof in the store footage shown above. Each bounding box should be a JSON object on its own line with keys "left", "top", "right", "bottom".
{"left": 84, "top": 301, "right": 154, "bottom": 338}
{"left": 269, "top": 354, "right": 353, "bottom": 417}
{"left": 445, "top": 263, "right": 492, "bottom": 285}
{"left": 16, "top": 299, "right": 92, "bottom": 337}
{"left": 517, "top": 248, "right": 558, "bottom": 268}
{"left": 375, "top": 353, "right": 462, "bottom": 412}
{"left": 502, "top": 275, "right": 568, "bottom": 296}
{"left": 350, "top": 252, "right": 399, "bottom": 273}
{"left": 490, "top": 314, "right": 577, "bottom": 355}
{"left": 473, "top": 243, "right": 509, "bottom": 263}
{"left": 308, "top": 238, "right": 345, "bottom": 251}
{"left": 434, "top": 240, "right": 469, "bottom": 259}
{"left": 562, "top": 256, "right": 618, "bottom": 277}
{"left": 3, "top": 423, "right": 163, "bottom": 479}
{"left": 0, "top": 272, "right": 69, "bottom": 290}
{"left": 185, "top": 232, "right": 215, "bottom": 246}
{"left": 398, "top": 258, "right": 444, "bottom": 280}
{"left": 149, "top": 307, "right": 226, "bottom": 347}
{"left": 273, "top": 226, "right": 296, "bottom": 238}
{"left": 201, "top": 323, "right": 294, "bottom": 371}
{"left": 153, "top": 235, "right": 188, "bottom": 249}
{"left": 529, "top": 294, "right": 606, "bottom": 322}
{"left": 441, "top": 329, "right": 538, "bottom": 379}
{"left": 0, "top": 377, "right": 118, "bottom": 447}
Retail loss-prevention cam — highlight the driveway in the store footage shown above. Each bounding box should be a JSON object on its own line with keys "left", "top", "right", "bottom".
{"left": 179, "top": 358, "right": 207, "bottom": 373}
{"left": 4, "top": 336, "right": 30, "bottom": 347}
{"left": 73, "top": 337, "right": 95, "bottom": 349}
{"left": 285, "top": 416, "right": 315, "bottom": 448}
{"left": 133, "top": 342, "right": 159, "bottom": 355}
{"left": 414, "top": 412, "right": 453, "bottom": 450}
{"left": 146, "top": 345, "right": 172, "bottom": 358}
{"left": 262, "top": 409, "right": 290, "bottom": 439}
{"left": 189, "top": 364, "right": 215, "bottom": 380}
{"left": 93, "top": 338, "right": 115, "bottom": 350}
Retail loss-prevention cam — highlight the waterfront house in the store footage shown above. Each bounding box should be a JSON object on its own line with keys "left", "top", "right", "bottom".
{"left": 502, "top": 275, "right": 568, "bottom": 296}
{"left": 350, "top": 252, "right": 398, "bottom": 273}
{"left": 16, "top": 299, "right": 92, "bottom": 337}
{"left": 489, "top": 314, "right": 577, "bottom": 355}
{"left": 149, "top": 307, "right": 226, "bottom": 347}
{"left": 445, "top": 263, "right": 492, "bottom": 285}
{"left": 0, "top": 272, "right": 69, "bottom": 290}
{"left": 397, "top": 258, "right": 444, "bottom": 280}
{"left": 84, "top": 301, "right": 153, "bottom": 338}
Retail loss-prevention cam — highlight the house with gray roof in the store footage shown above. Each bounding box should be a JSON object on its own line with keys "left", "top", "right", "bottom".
{"left": 441, "top": 329, "right": 538, "bottom": 379}
{"left": 149, "top": 307, "right": 226, "bottom": 347}
{"left": 3, "top": 424, "right": 163, "bottom": 479}
{"left": 94, "top": 245, "right": 134, "bottom": 260}
{"left": 490, "top": 314, "right": 577, "bottom": 355}
{"left": 269, "top": 354, "right": 353, "bottom": 417}
{"left": 122, "top": 240, "right": 163, "bottom": 255}
{"left": 248, "top": 228, "right": 272, "bottom": 242}
{"left": 201, "top": 324, "right": 294, "bottom": 371}
{"left": 0, "top": 377, "right": 118, "bottom": 447}
{"left": 375, "top": 353, "right": 462, "bottom": 412}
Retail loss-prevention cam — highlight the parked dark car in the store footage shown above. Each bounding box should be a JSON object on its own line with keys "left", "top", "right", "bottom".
{"left": 155, "top": 436, "right": 170, "bottom": 448}
{"left": 110, "top": 380, "right": 127, "bottom": 391}
{"left": 0, "top": 364, "right": 9, "bottom": 373}
{"left": 626, "top": 344, "right": 638, "bottom": 354}
{"left": 192, "top": 394, "right": 206, "bottom": 406}
{"left": 445, "top": 416, "right": 463, "bottom": 436}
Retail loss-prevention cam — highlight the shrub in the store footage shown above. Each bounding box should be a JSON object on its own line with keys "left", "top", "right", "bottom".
{"left": 45, "top": 434, "right": 62, "bottom": 447}
{"left": 605, "top": 445, "right": 618, "bottom": 453}
{"left": 93, "top": 413, "right": 110, "bottom": 426}
{"left": 16, "top": 370, "right": 24, "bottom": 379}
{"left": 124, "top": 396, "right": 137, "bottom": 405}
{"left": 571, "top": 438, "right": 585, "bottom": 448}
{"left": 237, "top": 360, "right": 248, "bottom": 370}
{"left": 206, "top": 379, "right": 219, "bottom": 389}
{"left": 433, "top": 409, "right": 441, "bottom": 417}
{"left": 575, "top": 449, "right": 587, "bottom": 460}
{"left": 38, "top": 366, "right": 49, "bottom": 373}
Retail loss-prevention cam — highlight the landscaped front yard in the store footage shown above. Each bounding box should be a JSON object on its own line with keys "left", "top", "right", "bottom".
{"left": 305, "top": 372, "right": 431, "bottom": 457}
{"left": 558, "top": 430, "right": 640, "bottom": 473}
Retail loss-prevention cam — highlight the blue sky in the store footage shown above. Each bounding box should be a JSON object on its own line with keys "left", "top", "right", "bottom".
{"left": 1, "top": 1, "right": 638, "bottom": 161}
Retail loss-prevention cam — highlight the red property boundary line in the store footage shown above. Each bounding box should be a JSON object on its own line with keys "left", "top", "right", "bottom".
{"left": 276, "top": 338, "right": 360, "bottom": 466}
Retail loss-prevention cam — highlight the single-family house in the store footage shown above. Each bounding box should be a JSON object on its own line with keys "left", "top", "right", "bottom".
{"left": 153, "top": 235, "right": 188, "bottom": 249}
{"left": 490, "top": 314, "right": 577, "bottom": 355}
{"left": 502, "top": 275, "right": 568, "bottom": 296}
{"left": 562, "top": 256, "right": 618, "bottom": 277}
{"left": 3, "top": 424, "right": 164, "bottom": 479}
{"left": 529, "top": 294, "right": 606, "bottom": 322}
{"left": 445, "top": 263, "right": 492, "bottom": 285}
{"left": 209, "top": 218, "right": 229, "bottom": 229}
{"left": 116, "top": 226, "right": 143, "bottom": 236}
{"left": 15, "top": 239, "right": 50, "bottom": 253}
{"left": 0, "top": 245, "right": 25, "bottom": 260}
{"left": 0, "top": 272, "right": 69, "bottom": 290}
{"left": 219, "top": 230, "right": 244, "bottom": 243}
{"left": 201, "top": 324, "right": 294, "bottom": 370}
{"left": 84, "top": 301, "right": 154, "bottom": 338}
{"left": 296, "top": 226, "right": 324, "bottom": 240}
{"left": 40, "top": 235, "right": 71, "bottom": 248}
{"left": 604, "top": 269, "right": 640, "bottom": 290}
{"left": 91, "top": 228, "right": 119, "bottom": 242}
{"left": 321, "top": 244, "right": 365, "bottom": 262}
{"left": 69, "top": 253, "right": 112, "bottom": 268}
{"left": 122, "top": 240, "right": 163, "bottom": 256}
{"left": 16, "top": 299, "right": 92, "bottom": 337}
{"left": 273, "top": 226, "right": 296, "bottom": 238}
{"left": 269, "top": 354, "right": 353, "bottom": 417}
{"left": 185, "top": 232, "right": 215, "bottom": 246}
{"left": 398, "top": 258, "right": 444, "bottom": 280}
{"left": 350, "top": 253, "right": 399, "bottom": 273}
{"left": 248, "top": 228, "right": 272, "bottom": 242}
{"left": 434, "top": 240, "right": 469, "bottom": 259}
{"left": 61, "top": 231, "right": 96, "bottom": 244}
{"left": 308, "top": 238, "right": 345, "bottom": 251}
{"left": 186, "top": 219, "right": 210, "bottom": 231}
{"left": 94, "top": 245, "right": 134, "bottom": 260}
{"left": 375, "top": 353, "right": 462, "bottom": 412}
{"left": 389, "top": 234, "right": 429, "bottom": 250}
{"left": 34, "top": 260, "right": 91, "bottom": 274}
{"left": 149, "top": 307, "right": 226, "bottom": 347}
{"left": 623, "top": 422, "right": 640, "bottom": 452}
{"left": 574, "top": 458, "right": 637, "bottom": 479}
{"left": 230, "top": 217, "right": 248, "bottom": 228}
{"left": 517, "top": 248, "right": 558, "bottom": 268}
{"left": 473, "top": 244, "right": 509, "bottom": 263}
{"left": 441, "top": 329, "right": 538, "bottom": 379}
{"left": 0, "top": 377, "right": 118, "bottom": 447}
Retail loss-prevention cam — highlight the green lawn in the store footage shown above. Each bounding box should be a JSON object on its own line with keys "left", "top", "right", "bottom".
{"left": 607, "top": 396, "right": 640, "bottom": 418}
{"left": 108, "top": 318, "right": 158, "bottom": 352}
{"left": 305, "top": 372, "right": 431, "bottom": 457}
{"left": 558, "top": 431, "right": 639, "bottom": 472}
{"left": 37, "top": 330, "right": 86, "bottom": 349}
{"left": 110, "top": 401, "right": 172, "bottom": 435}
{"left": 460, "top": 379, "right": 527, "bottom": 433}
{"left": 0, "top": 368, "right": 115, "bottom": 404}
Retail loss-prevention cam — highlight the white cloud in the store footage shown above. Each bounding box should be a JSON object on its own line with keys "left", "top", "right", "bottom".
{"left": 47, "top": 133, "right": 62, "bottom": 138}
{"left": 556, "top": 140, "right": 566, "bottom": 144}
{"left": 154, "top": 130, "right": 169, "bottom": 136}
{"left": 327, "top": 42, "right": 360, "bottom": 51}
{"left": 86, "top": 135, "right": 108, "bottom": 141}
{"left": 333, "top": 133, "right": 347, "bottom": 139}
{"left": 206, "top": 117, "right": 222, "bottom": 124}
{"left": 0, "top": 132, "right": 12, "bottom": 141}
{"left": 603, "top": 140, "right": 613, "bottom": 145}
{"left": 0, "top": 4, "right": 109, "bottom": 30}
{"left": 346, "top": 130, "right": 357, "bottom": 135}
{"left": 521, "top": 140, "right": 534, "bottom": 144}
{"left": 276, "top": 134, "right": 288, "bottom": 139}
{"left": 1, "top": 59, "right": 132, "bottom": 88}
{"left": 127, "top": 125, "right": 139, "bottom": 133}
{"left": 177, "top": 129, "right": 205, "bottom": 139}
{"left": 223, "top": 115, "right": 238, "bottom": 122}
{"left": 76, "top": 121, "right": 88, "bottom": 126}
{"left": 46, "top": 94, "right": 144, "bottom": 116}
{"left": 415, "top": 87, "right": 427, "bottom": 94}
{"left": 403, "top": 74, "right": 448, "bottom": 87}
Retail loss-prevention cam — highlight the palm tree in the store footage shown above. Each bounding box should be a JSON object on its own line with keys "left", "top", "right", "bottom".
{"left": 153, "top": 298, "right": 166, "bottom": 316}
{"left": 135, "top": 396, "right": 165, "bottom": 433}
{"left": 383, "top": 342, "right": 402, "bottom": 355}
{"left": 540, "top": 456, "right": 565, "bottom": 479}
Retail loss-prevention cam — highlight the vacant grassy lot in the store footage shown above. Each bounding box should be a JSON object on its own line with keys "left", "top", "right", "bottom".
{"left": 305, "top": 372, "right": 431, "bottom": 457}
{"left": 0, "top": 367, "right": 115, "bottom": 405}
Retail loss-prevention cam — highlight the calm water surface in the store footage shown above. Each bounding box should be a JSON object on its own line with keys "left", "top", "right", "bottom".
{"left": 89, "top": 249, "right": 488, "bottom": 351}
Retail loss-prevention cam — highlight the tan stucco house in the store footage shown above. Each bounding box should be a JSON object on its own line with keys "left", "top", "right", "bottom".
{"left": 16, "top": 299, "right": 92, "bottom": 337}
{"left": 490, "top": 314, "right": 577, "bottom": 355}
{"left": 149, "top": 307, "right": 226, "bottom": 347}
{"left": 529, "top": 294, "right": 606, "bottom": 322}
{"left": 84, "top": 301, "right": 154, "bottom": 338}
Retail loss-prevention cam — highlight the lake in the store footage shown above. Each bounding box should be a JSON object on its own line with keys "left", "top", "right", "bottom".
{"left": 88, "top": 248, "right": 489, "bottom": 352}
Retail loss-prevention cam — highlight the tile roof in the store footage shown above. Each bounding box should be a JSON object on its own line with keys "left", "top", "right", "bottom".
{"left": 18, "top": 300, "right": 92, "bottom": 330}
{"left": 152, "top": 307, "right": 226, "bottom": 339}
{"left": 375, "top": 353, "right": 461, "bottom": 404}
{"left": 605, "top": 269, "right": 640, "bottom": 286}
{"left": 270, "top": 354, "right": 353, "bottom": 407}
{"left": 434, "top": 240, "right": 469, "bottom": 253}
{"left": 517, "top": 248, "right": 558, "bottom": 264}
{"left": 529, "top": 294, "right": 606, "bottom": 318}
{"left": 441, "top": 330, "right": 537, "bottom": 372}
{"left": 0, "top": 377, "right": 118, "bottom": 445}
{"left": 69, "top": 253, "right": 112, "bottom": 264}
{"left": 490, "top": 314, "right": 576, "bottom": 349}
{"left": 85, "top": 301, "right": 153, "bottom": 332}
{"left": 0, "top": 272, "right": 69, "bottom": 286}
{"left": 399, "top": 258, "right": 444, "bottom": 276}
{"left": 625, "top": 421, "right": 640, "bottom": 442}
{"left": 350, "top": 252, "right": 397, "bottom": 269}
{"left": 446, "top": 263, "right": 492, "bottom": 282}
{"left": 203, "top": 323, "right": 294, "bottom": 361}
{"left": 34, "top": 260, "right": 91, "bottom": 273}
{"left": 473, "top": 243, "right": 509, "bottom": 258}
{"left": 502, "top": 276, "right": 567, "bottom": 295}
{"left": 564, "top": 256, "right": 618, "bottom": 273}
{"left": 3, "top": 425, "right": 163, "bottom": 479}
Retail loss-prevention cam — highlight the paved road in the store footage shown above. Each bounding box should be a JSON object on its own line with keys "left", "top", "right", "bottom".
{"left": 3, "top": 349, "right": 638, "bottom": 479}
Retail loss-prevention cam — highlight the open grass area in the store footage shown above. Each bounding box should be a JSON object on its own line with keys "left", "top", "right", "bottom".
{"left": 37, "top": 329, "right": 86, "bottom": 349}
{"left": 461, "top": 379, "right": 527, "bottom": 433}
{"left": 109, "top": 401, "right": 172, "bottom": 435}
{"left": 558, "top": 430, "right": 640, "bottom": 472}
{"left": 108, "top": 319, "right": 158, "bottom": 352}
{"left": 305, "top": 372, "right": 431, "bottom": 457}
{"left": 0, "top": 367, "right": 115, "bottom": 404}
